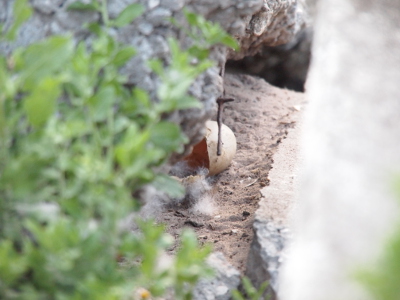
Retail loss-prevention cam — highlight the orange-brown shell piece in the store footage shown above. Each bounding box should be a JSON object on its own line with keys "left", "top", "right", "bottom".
{"left": 184, "top": 121, "right": 236, "bottom": 176}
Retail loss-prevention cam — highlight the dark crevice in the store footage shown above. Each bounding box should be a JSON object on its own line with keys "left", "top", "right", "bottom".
{"left": 226, "top": 28, "right": 313, "bottom": 92}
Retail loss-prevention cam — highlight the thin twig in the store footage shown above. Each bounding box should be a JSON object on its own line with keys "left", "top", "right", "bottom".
{"left": 216, "top": 63, "right": 234, "bottom": 156}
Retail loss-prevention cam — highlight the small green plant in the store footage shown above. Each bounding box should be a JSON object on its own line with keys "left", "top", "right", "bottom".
{"left": 171, "top": 10, "right": 239, "bottom": 60}
{"left": 232, "top": 277, "right": 269, "bottom": 300}
{"left": 0, "top": 0, "right": 32, "bottom": 41}
{"left": 68, "top": 0, "right": 144, "bottom": 28}
{"left": 0, "top": 0, "right": 238, "bottom": 298}
{"left": 356, "top": 178, "right": 400, "bottom": 300}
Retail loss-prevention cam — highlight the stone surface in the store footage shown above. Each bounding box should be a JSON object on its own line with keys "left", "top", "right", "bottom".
{"left": 246, "top": 221, "right": 290, "bottom": 299}
{"left": 193, "top": 252, "right": 241, "bottom": 300}
{"left": 228, "top": 0, "right": 307, "bottom": 60}
{"left": 279, "top": 0, "right": 400, "bottom": 299}
{"left": 246, "top": 115, "right": 303, "bottom": 298}
{"left": 227, "top": 27, "right": 312, "bottom": 91}
{"left": 257, "top": 119, "right": 303, "bottom": 225}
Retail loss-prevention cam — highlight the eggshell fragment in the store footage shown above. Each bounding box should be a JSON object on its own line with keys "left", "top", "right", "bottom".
{"left": 184, "top": 121, "right": 237, "bottom": 176}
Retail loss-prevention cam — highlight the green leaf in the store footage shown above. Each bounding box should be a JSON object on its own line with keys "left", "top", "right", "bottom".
{"left": 150, "top": 121, "right": 186, "bottom": 152}
{"left": 67, "top": 1, "right": 100, "bottom": 11}
{"left": 256, "top": 281, "right": 269, "bottom": 298}
{"left": 23, "top": 77, "right": 61, "bottom": 127}
{"left": 221, "top": 35, "right": 239, "bottom": 51}
{"left": 147, "top": 59, "right": 164, "bottom": 76}
{"left": 187, "top": 46, "right": 210, "bottom": 61}
{"left": 0, "top": 240, "right": 28, "bottom": 286}
{"left": 113, "top": 4, "right": 144, "bottom": 27}
{"left": 184, "top": 11, "right": 199, "bottom": 27}
{"left": 71, "top": 42, "right": 90, "bottom": 74}
{"left": 58, "top": 120, "right": 90, "bottom": 139}
{"left": 86, "top": 22, "right": 103, "bottom": 35}
{"left": 0, "top": 58, "right": 7, "bottom": 133}
{"left": 182, "top": 9, "right": 239, "bottom": 51}
{"left": 242, "top": 276, "right": 257, "bottom": 296}
{"left": 87, "top": 85, "right": 115, "bottom": 121}
{"left": 231, "top": 290, "right": 246, "bottom": 300}
{"left": 112, "top": 47, "right": 136, "bottom": 67}
{"left": 15, "top": 35, "right": 74, "bottom": 90}
{"left": 153, "top": 174, "right": 185, "bottom": 199}
{"left": 4, "top": 0, "right": 32, "bottom": 41}
{"left": 156, "top": 88, "right": 202, "bottom": 113}
{"left": 133, "top": 88, "right": 151, "bottom": 110}
{"left": 114, "top": 125, "right": 148, "bottom": 167}
{"left": 174, "top": 95, "right": 202, "bottom": 110}
{"left": 234, "top": 276, "right": 269, "bottom": 300}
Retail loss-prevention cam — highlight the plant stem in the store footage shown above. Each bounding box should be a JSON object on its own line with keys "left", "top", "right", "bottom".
{"left": 100, "top": 0, "right": 110, "bottom": 26}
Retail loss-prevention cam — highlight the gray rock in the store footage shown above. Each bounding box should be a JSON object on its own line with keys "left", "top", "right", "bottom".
{"left": 246, "top": 220, "right": 290, "bottom": 299}
{"left": 228, "top": 0, "right": 307, "bottom": 60}
{"left": 107, "top": 0, "right": 136, "bottom": 18}
{"left": 188, "top": 0, "right": 224, "bottom": 17}
{"left": 193, "top": 252, "right": 241, "bottom": 300}
{"left": 146, "top": 7, "right": 172, "bottom": 26}
{"left": 8, "top": 13, "right": 49, "bottom": 50}
{"left": 148, "top": 34, "right": 169, "bottom": 58}
{"left": 227, "top": 27, "right": 312, "bottom": 91}
{"left": 137, "top": 22, "right": 153, "bottom": 35}
{"left": 31, "top": 0, "right": 64, "bottom": 15}
{"left": 0, "top": 1, "right": 10, "bottom": 24}
{"left": 160, "top": 0, "right": 185, "bottom": 11}
{"left": 130, "top": 35, "right": 155, "bottom": 59}
{"left": 246, "top": 110, "right": 303, "bottom": 299}
{"left": 147, "top": 0, "right": 160, "bottom": 10}
{"left": 54, "top": 9, "right": 99, "bottom": 31}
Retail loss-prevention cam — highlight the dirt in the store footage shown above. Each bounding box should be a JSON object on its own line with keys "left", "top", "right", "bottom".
{"left": 160, "top": 72, "right": 305, "bottom": 273}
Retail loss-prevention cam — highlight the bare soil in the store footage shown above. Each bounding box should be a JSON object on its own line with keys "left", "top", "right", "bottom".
{"left": 160, "top": 72, "right": 305, "bottom": 273}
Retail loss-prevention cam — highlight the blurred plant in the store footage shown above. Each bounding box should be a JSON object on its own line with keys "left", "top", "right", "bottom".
{"left": 171, "top": 10, "right": 239, "bottom": 60}
{"left": 0, "top": 0, "right": 238, "bottom": 298}
{"left": 232, "top": 277, "right": 269, "bottom": 300}
{"left": 356, "top": 177, "right": 400, "bottom": 300}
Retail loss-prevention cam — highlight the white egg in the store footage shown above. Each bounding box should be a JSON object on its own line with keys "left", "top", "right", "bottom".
{"left": 184, "top": 121, "right": 237, "bottom": 176}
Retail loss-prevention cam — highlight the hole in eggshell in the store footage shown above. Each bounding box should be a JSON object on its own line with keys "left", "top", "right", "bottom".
{"left": 183, "top": 138, "right": 210, "bottom": 170}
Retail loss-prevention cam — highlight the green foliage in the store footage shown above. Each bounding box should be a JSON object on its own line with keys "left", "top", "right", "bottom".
{"left": 1, "top": 0, "right": 32, "bottom": 41}
{"left": 170, "top": 10, "right": 239, "bottom": 60}
{"left": 356, "top": 178, "right": 400, "bottom": 300}
{"left": 232, "top": 277, "right": 269, "bottom": 300}
{"left": 113, "top": 4, "right": 145, "bottom": 28}
{"left": 0, "top": 1, "right": 238, "bottom": 299}
{"left": 148, "top": 38, "right": 212, "bottom": 113}
{"left": 184, "top": 10, "right": 239, "bottom": 51}
{"left": 67, "top": 0, "right": 100, "bottom": 11}
{"left": 68, "top": 0, "right": 144, "bottom": 28}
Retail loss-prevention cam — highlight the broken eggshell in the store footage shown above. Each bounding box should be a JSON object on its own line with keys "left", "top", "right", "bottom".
{"left": 183, "top": 121, "right": 237, "bottom": 176}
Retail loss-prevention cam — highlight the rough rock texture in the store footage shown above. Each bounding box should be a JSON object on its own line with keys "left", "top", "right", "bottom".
{"left": 257, "top": 120, "right": 302, "bottom": 226}
{"left": 227, "top": 27, "right": 312, "bottom": 91}
{"left": 193, "top": 252, "right": 241, "bottom": 300}
{"left": 279, "top": 0, "right": 400, "bottom": 299}
{"left": 246, "top": 116, "right": 303, "bottom": 299}
{"left": 227, "top": 0, "right": 307, "bottom": 60}
{"left": 246, "top": 221, "right": 290, "bottom": 299}
{"left": 0, "top": 0, "right": 306, "bottom": 156}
